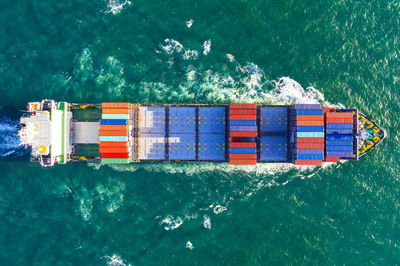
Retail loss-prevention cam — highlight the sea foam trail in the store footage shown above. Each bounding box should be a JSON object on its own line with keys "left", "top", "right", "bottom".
{"left": 0, "top": 110, "right": 27, "bottom": 158}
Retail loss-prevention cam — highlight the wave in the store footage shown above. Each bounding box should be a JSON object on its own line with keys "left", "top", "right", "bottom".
{"left": 0, "top": 112, "right": 28, "bottom": 158}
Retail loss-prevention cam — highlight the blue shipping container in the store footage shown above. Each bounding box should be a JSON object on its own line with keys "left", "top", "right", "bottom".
{"left": 293, "top": 104, "right": 321, "bottom": 109}
{"left": 326, "top": 134, "right": 353, "bottom": 140}
{"left": 230, "top": 148, "right": 257, "bottom": 154}
{"left": 198, "top": 134, "right": 225, "bottom": 161}
{"left": 230, "top": 120, "right": 257, "bottom": 126}
{"left": 326, "top": 129, "right": 353, "bottom": 135}
{"left": 295, "top": 154, "right": 324, "bottom": 160}
{"left": 326, "top": 140, "right": 354, "bottom": 146}
{"left": 326, "top": 145, "right": 353, "bottom": 151}
{"left": 326, "top": 151, "right": 354, "bottom": 157}
{"left": 296, "top": 149, "right": 324, "bottom": 155}
{"left": 294, "top": 109, "right": 324, "bottom": 115}
{"left": 326, "top": 123, "right": 353, "bottom": 129}
{"left": 260, "top": 107, "right": 288, "bottom": 133}
{"left": 100, "top": 119, "right": 128, "bottom": 125}
{"left": 169, "top": 133, "right": 196, "bottom": 160}
{"left": 169, "top": 107, "right": 196, "bottom": 134}
{"left": 296, "top": 126, "right": 324, "bottom": 132}
{"left": 198, "top": 107, "right": 226, "bottom": 134}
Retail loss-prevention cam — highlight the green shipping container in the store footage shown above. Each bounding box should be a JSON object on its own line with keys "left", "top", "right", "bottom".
{"left": 296, "top": 132, "right": 325, "bottom": 138}
{"left": 101, "top": 158, "right": 130, "bottom": 164}
{"left": 101, "top": 114, "right": 130, "bottom": 120}
{"left": 99, "top": 136, "right": 129, "bottom": 142}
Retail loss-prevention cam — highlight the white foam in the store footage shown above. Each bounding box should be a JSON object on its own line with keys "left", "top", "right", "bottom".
{"left": 212, "top": 205, "right": 227, "bottom": 215}
{"left": 160, "top": 216, "right": 184, "bottom": 230}
{"left": 105, "top": 254, "right": 129, "bottom": 266}
{"left": 106, "top": 0, "right": 131, "bottom": 15}
{"left": 186, "top": 241, "right": 194, "bottom": 250}
{"left": 186, "top": 19, "right": 194, "bottom": 28}
{"left": 161, "top": 39, "right": 184, "bottom": 54}
{"left": 203, "top": 215, "right": 211, "bottom": 230}
{"left": 203, "top": 40, "right": 211, "bottom": 55}
{"left": 183, "top": 50, "right": 199, "bottom": 60}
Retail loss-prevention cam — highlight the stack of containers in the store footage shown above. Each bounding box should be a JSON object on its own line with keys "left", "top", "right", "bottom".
{"left": 325, "top": 111, "right": 354, "bottom": 161}
{"left": 99, "top": 103, "right": 133, "bottom": 164}
{"left": 229, "top": 103, "right": 257, "bottom": 165}
{"left": 291, "top": 104, "right": 325, "bottom": 165}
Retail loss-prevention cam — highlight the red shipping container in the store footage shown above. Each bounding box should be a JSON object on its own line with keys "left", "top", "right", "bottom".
{"left": 100, "top": 142, "right": 129, "bottom": 148}
{"left": 229, "top": 154, "right": 257, "bottom": 160}
{"left": 294, "top": 160, "right": 322, "bottom": 165}
{"left": 230, "top": 131, "right": 258, "bottom": 137}
{"left": 296, "top": 137, "right": 325, "bottom": 143}
{"left": 99, "top": 130, "right": 129, "bottom": 136}
{"left": 326, "top": 118, "right": 353, "bottom": 124}
{"left": 230, "top": 109, "right": 257, "bottom": 115}
{"left": 102, "top": 108, "right": 131, "bottom": 114}
{"left": 326, "top": 112, "right": 353, "bottom": 119}
{"left": 101, "top": 153, "right": 130, "bottom": 158}
{"left": 296, "top": 115, "right": 324, "bottom": 121}
{"left": 100, "top": 125, "right": 129, "bottom": 131}
{"left": 325, "top": 157, "right": 340, "bottom": 162}
{"left": 296, "top": 120, "right": 324, "bottom": 126}
{"left": 230, "top": 137, "right": 243, "bottom": 142}
{"left": 100, "top": 147, "right": 130, "bottom": 153}
{"left": 229, "top": 115, "right": 256, "bottom": 120}
{"left": 229, "top": 103, "right": 257, "bottom": 109}
{"left": 296, "top": 143, "right": 324, "bottom": 149}
{"left": 230, "top": 142, "right": 257, "bottom": 148}
{"left": 229, "top": 159, "right": 257, "bottom": 165}
{"left": 102, "top": 102, "right": 131, "bottom": 109}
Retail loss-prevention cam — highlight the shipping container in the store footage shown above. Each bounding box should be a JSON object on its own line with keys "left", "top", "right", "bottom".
{"left": 99, "top": 136, "right": 128, "bottom": 142}
{"left": 326, "top": 129, "right": 353, "bottom": 135}
{"left": 199, "top": 107, "right": 226, "bottom": 134}
{"left": 230, "top": 120, "right": 257, "bottom": 126}
{"left": 138, "top": 107, "right": 166, "bottom": 134}
{"left": 169, "top": 133, "right": 196, "bottom": 160}
{"left": 296, "top": 126, "right": 324, "bottom": 132}
{"left": 101, "top": 113, "right": 130, "bottom": 120}
{"left": 325, "top": 118, "right": 353, "bottom": 124}
{"left": 229, "top": 103, "right": 257, "bottom": 109}
{"left": 295, "top": 149, "right": 324, "bottom": 155}
{"left": 326, "top": 134, "right": 353, "bottom": 140}
{"left": 296, "top": 115, "right": 324, "bottom": 121}
{"left": 230, "top": 126, "right": 257, "bottom": 132}
{"left": 229, "top": 154, "right": 257, "bottom": 159}
{"left": 296, "top": 137, "right": 325, "bottom": 143}
{"left": 198, "top": 133, "right": 225, "bottom": 161}
{"left": 326, "top": 140, "right": 353, "bottom": 146}
{"left": 295, "top": 120, "right": 324, "bottom": 126}
{"left": 295, "top": 154, "right": 324, "bottom": 160}
{"left": 230, "top": 109, "right": 257, "bottom": 115}
{"left": 100, "top": 142, "right": 129, "bottom": 148}
{"left": 229, "top": 114, "right": 257, "bottom": 120}
{"left": 138, "top": 134, "right": 166, "bottom": 160}
{"left": 326, "top": 145, "right": 353, "bottom": 151}
{"left": 260, "top": 136, "right": 288, "bottom": 161}
{"left": 230, "top": 131, "right": 258, "bottom": 137}
{"left": 229, "top": 159, "right": 257, "bottom": 165}
{"left": 100, "top": 119, "right": 128, "bottom": 125}
{"left": 100, "top": 125, "right": 130, "bottom": 131}
{"left": 101, "top": 153, "right": 130, "bottom": 158}
{"left": 293, "top": 104, "right": 321, "bottom": 109}
{"left": 326, "top": 112, "right": 353, "bottom": 119}
{"left": 102, "top": 102, "right": 131, "bottom": 109}
{"left": 100, "top": 147, "right": 131, "bottom": 153}
{"left": 296, "top": 132, "right": 325, "bottom": 138}
{"left": 326, "top": 151, "right": 354, "bottom": 157}
{"left": 99, "top": 130, "right": 129, "bottom": 136}
{"left": 102, "top": 108, "right": 131, "bottom": 114}
{"left": 230, "top": 142, "right": 256, "bottom": 148}
{"left": 294, "top": 109, "right": 324, "bottom": 115}
{"left": 260, "top": 107, "right": 288, "bottom": 133}
{"left": 296, "top": 143, "right": 324, "bottom": 149}
{"left": 323, "top": 107, "right": 335, "bottom": 113}
{"left": 294, "top": 160, "right": 322, "bottom": 165}
{"left": 230, "top": 148, "right": 257, "bottom": 154}
{"left": 101, "top": 158, "right": 130, "bottom": 164}
{"left": 326, "top": 123, "right": 353, "bottom": 129}
{"left": 169, "top": 107, "right": 196, "bottom": 134}
{"left": 325, "top": 157, "right": 340, "bottom": 162}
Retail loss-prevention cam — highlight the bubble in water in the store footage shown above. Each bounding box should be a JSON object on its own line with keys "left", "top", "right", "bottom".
{"left": 203, "top": 215, "right": 211, "bottom": 230}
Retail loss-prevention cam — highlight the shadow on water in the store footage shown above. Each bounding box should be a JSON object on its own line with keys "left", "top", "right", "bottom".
{"left": 0, "top": 106, "right": 29, "bottom": 160}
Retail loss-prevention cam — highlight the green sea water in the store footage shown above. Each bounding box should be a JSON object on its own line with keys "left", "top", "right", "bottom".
{"left": 1, "top": 0, "right": 399, "bottom": 264}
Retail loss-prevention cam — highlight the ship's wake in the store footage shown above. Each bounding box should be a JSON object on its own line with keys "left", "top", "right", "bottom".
{"left": 0, "top": 108, "right": 28, "bottom": 158}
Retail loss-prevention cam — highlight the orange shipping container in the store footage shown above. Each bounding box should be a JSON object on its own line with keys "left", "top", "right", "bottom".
{"left": 230, "top": 109, "right": 257, "bottom": 115}
{"left": 296, "top": 120, "right": 324, "bottom": 126}
{"left": 296, "top": 143, "right": 324, "bottom": 149}
{"left": 100, "top": 142, "right": 129, "bottom": 148}
{"left": 229, "top": 115, "right": 257, "bottom": 120}
{"left": 326, "top": 112, "right": 353, "bottom": 119}
{"left": 230, "top": 131, "right": 258, "bottom": 137}
{"left": 230, "top": 159, "right": 257, "bottom": 165}
{"left": 294, "top": 160, "right": 322, "bottom": 165}
{"left": 102, "top": 102, "right": 131, "bottom": 109}
{"left": 296, "top": 137, "right": 325, "bottom": 143}
{"left": 230, "top": 142, "right": 257, "bottom": 148}
{"left": 229, "top": 103, "right": 257, "bottom": 109}
{"left": 100, "top": 125, "right": 129, "bottom": 131}
{"left": 229, "top": 154, "right": 257, "bottom": 160}
{"left": 102, "top": 108, "right": 131, "bottom": 114}
{"left": 296, "top": 115, "right": 324, "bottom": 121}
{"left": 100, "top": 147, "right": 130, "bottom": 153}
{"left": 99, "top": 130, "right": 129, "bottom": 136}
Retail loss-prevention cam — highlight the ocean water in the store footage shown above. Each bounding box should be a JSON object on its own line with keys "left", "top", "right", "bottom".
{"left": 0, "top": 0, "right": 399, "bottom": 264}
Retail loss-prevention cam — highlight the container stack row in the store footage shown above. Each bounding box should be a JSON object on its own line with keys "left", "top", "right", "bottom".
{"left": 229, "top": 103, "right": 257, "bottom": 165}
{"left": 290, "top": 104, "right": 325, "bottom": 165}
{"left": 325, "top": 111, "right": 354, "bottom": 161}
{"left": 99, "top": 103, "right": 133, "bottom": 164}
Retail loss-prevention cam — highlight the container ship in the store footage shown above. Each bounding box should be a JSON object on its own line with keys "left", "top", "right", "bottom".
{"left": 17, "top": 100, "right": 385, "bottom": 167}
